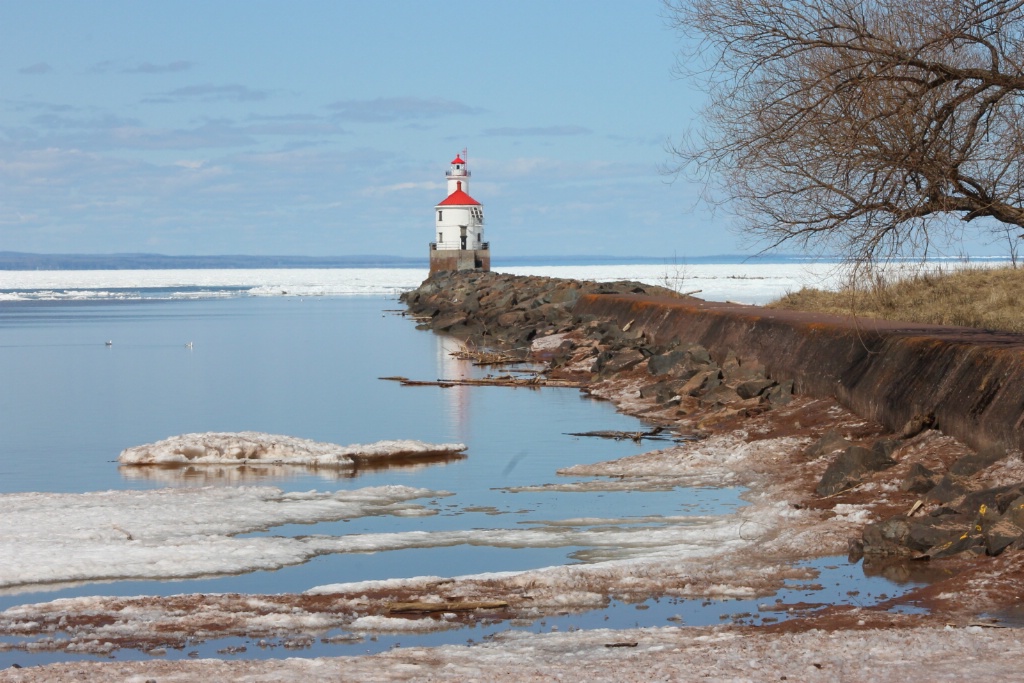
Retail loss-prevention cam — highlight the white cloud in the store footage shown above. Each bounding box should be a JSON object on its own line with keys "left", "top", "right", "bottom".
{"left": 144, "top": 84, "right": 271, "bottom": 104}
{"left": 18, "top": 62, "right": 51, "bottom": 75}
{"left": 124, "top": 60, "right": 193, "bottom": 74}
{"left": 360, "top": 181, "right": 439, "bottom": 196}
{"left": 328, "top": 97, "right": 484, "bottom": 123}
{"left": 484, "top": 125, "right": 592, "bottom": 137}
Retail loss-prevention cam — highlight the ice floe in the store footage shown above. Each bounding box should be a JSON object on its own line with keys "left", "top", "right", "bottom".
{"left": 118, "top": 432, "right": 467, "bottom": 467}
{"left": 0, "top": 485, "right": 447, "bottom": 593}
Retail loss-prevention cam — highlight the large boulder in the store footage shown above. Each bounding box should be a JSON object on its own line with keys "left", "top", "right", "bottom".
{"left": 735, "top": 378, "right": 776, "bottom": 400}
{"left": 816, "top": 443, "right": 898, "bottom": 496}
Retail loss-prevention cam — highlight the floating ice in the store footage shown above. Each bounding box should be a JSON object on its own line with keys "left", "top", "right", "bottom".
{"left": 0, "top": 485, "right": 447, "bottom": 592}
{"left": 118, "top": 432, "right": 467, "bottom": 467}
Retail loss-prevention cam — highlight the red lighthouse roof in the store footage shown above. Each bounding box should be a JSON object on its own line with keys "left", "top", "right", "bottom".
{"left": 451, "top": 155, "right": 466, "bottom": 165}
{"left": 437, "top": 180, "right": 480, "bottom": 207}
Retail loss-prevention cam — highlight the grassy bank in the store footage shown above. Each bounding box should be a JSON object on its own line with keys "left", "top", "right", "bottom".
{"left": 768, "top": 266, "right": 1024, "bottom": 333}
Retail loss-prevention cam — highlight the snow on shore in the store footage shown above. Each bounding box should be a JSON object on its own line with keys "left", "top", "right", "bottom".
{"left": 2, "top": 623, "right": 1022, "bottom": 682}
{"left": 118, "top": 432, "right": 467, "bottom": 466}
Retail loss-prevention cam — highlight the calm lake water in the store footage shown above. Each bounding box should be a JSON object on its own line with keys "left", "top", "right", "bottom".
{"left": 0, "top": 270, "right": 929, "bottom": 665}
{"left": 0, "top": 294, "right": 742, "bottom": 593}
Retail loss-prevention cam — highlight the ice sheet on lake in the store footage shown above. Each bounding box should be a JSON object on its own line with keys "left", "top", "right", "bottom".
{"left": 0, "top": 260, "right": 1013, "bottom": 304}
{"left": 0, "top": 432, "right": 867, "bottom": 598}
{"left": 118, "top": 432, "right": 466, "bottom": 466}
{"left": 0, "top": 485, "right": 447, "bottom": 593}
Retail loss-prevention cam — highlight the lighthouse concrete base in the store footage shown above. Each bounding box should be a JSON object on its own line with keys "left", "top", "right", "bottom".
{"left": 429, "top": 248, "right": 490, "bottom": 275}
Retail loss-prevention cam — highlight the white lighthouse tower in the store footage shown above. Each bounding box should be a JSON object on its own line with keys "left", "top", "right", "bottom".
{"left": 429, "top": 151, "right": 490, "bottom": 274}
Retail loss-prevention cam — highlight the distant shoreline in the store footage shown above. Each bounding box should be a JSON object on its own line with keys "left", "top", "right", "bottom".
{"left": 4, "top": 251, "right": 1007, "bottom": 271}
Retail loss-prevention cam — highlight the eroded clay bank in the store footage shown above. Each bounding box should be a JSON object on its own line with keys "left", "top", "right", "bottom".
{"left": 573, "top": 293, "right": 1024, "bottom": 454}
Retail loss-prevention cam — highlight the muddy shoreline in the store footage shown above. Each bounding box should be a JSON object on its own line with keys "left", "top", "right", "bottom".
{"left": 4, "top": 270, "right": 1024, "bottom": 681}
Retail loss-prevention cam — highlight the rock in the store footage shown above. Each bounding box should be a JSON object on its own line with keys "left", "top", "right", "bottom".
{"left": 765, "top": 379, "right": 794, "bottom": 406}
{"left": 960, "top": 483, "right": 1024, "bottom": 516}
{"left": 639, "top": 381, "right": 667, "bottom": 400}
{"left": 871, "top": 439, "right": 900, "bottom": 460}
{"left": 900, "top": 462, "right": 939, "bottom": 493}
{"left": 803, "top": 430, "right": 851, "bottom": 459}
{"left": 593, "top": 348, "right": 645, "bottom": 375}
{"left": 545, "top": 286, "right": 581, "bottom": 306}
{"left": 721, "top": 350, "right": 741, "bottom": 376}
{"left": 431, "top": 311, "right": 468, "bottom": 331}
{"left": 984, "top": 518, "right": 1024, "bottom": 556}
{"left": 949, "top": 445, "right": 1007, "bottom": 476}
{"left": 649, "top": 349, "right": 710, "bottom": 382}
{"left": 1003, "top": 495, "right": 1024, "bottom": 528}
{"left": 816, "top": 445, "right": 898, "bottom": 496}
{"left": 640, "top": 380, "right": 690, "bottom": 404}
{"left": 717, "top": 349, "right": 765, "bottom": 382}
{"left": 897, "top": 412, "right": 936, "bottom": 439}
{"left": 673, "top": 395, "right": 702, "bottom": 415}
{"left": 647, "top": 350, "right": 689, "bottom": 377}
{"left": 679, "top": 369, "right": 722, "bottom": 396}
{"left": 862, "top": 517, "right": 912, "bottom": 556}
{"left": 687, "top": 346, "right": 712, "bottom": 365}
{"left": 735, "top": 378, "right": 776, "bottom": 400}
{"left": 847, "top": 537, "right": 865, "bottom": 562}
{"left": 905, "top": 515, "right": 972, "bottom": 553}
{"left": 701, "top": 384, "right": 741, "bottom": 406}
{"left": 925, "top": 475, "right": 971, "bottom": 505}
{"left": 926, "top": 529, "right": 987, "bottom": 559}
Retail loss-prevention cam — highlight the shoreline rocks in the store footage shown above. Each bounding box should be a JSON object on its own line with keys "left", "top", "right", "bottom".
{"left": 403, "top": 270, "right": 1024, "bottom": 565}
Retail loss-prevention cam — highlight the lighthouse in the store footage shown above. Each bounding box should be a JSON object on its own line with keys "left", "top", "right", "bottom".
{"left": 429, "top": 152, "right": 490, "bottom": 274}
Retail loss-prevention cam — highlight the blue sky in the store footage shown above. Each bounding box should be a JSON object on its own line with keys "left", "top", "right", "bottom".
{"left": 2, "top": 2, "right": 1011, "bottom": 261}
{"left": 1, "top": 1, "right": 745, "bottom": 258}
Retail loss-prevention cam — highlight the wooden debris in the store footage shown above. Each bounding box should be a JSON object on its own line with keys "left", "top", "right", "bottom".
{"left": 449, "top": 349, "right": 530, "bottom": 366}
{"left": 565, "top": 427, "right": 699, "bottom": 443}
{"left": 381, "top": 375, "right": 585, "bottom": 389}
{"left": 388, "top": 600, "right": 509, "bottom": 614}
{"left": 604, "top": 641, "right": 639, "bottom": 648}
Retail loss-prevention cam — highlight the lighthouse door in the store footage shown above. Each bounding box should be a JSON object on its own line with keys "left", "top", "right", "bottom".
{"left": 460, "top": 226, "right": 467, "bottom": 250}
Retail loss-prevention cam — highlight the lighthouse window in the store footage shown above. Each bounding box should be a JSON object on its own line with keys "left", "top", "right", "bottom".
{"left": 438, "top": 232, "right": 443, "bottom": 243}
{"left": 437, "top": 211, "right": 442, "bottom": 221}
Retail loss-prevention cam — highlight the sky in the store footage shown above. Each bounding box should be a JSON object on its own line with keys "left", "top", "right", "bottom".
{"left": 0, "top": 0, "right": 746, "bottom": 259}
{"left": 3, "top": 2, "right": 1007, "bottom": 261}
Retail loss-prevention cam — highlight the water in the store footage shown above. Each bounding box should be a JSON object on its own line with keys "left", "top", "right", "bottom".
{"left": 0, "top": 267, "right": 934, "bottom": 666}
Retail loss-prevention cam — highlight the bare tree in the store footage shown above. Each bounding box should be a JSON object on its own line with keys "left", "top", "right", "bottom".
{"left": 666, "top": 0, "right": 1024, "bottom": 262}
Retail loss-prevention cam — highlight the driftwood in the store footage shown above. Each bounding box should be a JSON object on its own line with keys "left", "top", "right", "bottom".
{"left": 565, "top": 427, "right": 699, "bottom": 443}
{"left": 452, "top": 350, "right": 532, "bottom": 366}
{"left": 380, "top": 375, "right": 586, "bottom": 389}
{"left": 388, "top": 600, "right": 509, "bottom": 614}
{"left": 448, "top": 342, "right": 531, "bottom": 366}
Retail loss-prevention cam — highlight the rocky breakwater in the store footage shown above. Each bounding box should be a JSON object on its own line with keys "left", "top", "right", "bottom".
{"left": 400, "top": 270, "right": 793, "bottom": 413}
{"left": 402, "top": 270, "right": 1024, "bottom": 573}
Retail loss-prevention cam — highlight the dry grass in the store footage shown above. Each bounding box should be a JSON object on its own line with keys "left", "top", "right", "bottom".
{"left": 768, "top": 266, "right": 1024, "bottom": 333}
